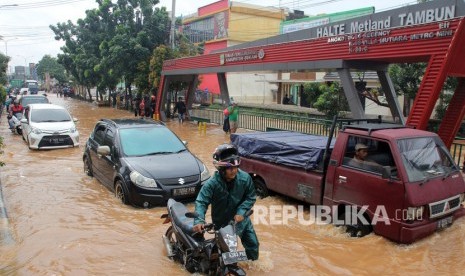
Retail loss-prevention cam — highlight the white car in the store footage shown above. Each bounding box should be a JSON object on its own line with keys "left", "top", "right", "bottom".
{"left": 20, "top": 104, "right": 79, "bottom": 150}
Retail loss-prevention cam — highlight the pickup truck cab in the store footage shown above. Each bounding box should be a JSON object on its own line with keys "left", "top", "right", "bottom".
{"left": 231, "top": 120, "right": 465, "bottom": 244}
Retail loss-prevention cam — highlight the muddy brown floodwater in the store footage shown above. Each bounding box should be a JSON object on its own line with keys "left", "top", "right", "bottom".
{"left": 1, "top": 95, "right": 465, "bottom": 275}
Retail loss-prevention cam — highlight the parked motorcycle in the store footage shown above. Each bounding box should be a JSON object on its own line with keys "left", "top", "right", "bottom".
{"left": 161, "top": 198, "right": 251, "bottom": 275}
{"left": 8, "top": 112, "right": 23, "bottom": 135}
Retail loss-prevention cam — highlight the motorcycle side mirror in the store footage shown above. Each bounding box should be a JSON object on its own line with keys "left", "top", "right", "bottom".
{"left": 185, "top": 212, "right": 199, "bottom": 219}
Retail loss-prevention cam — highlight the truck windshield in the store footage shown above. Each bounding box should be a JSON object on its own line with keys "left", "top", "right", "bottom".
{"left": 397, "top": 136, "right": 458, "bottom": 182}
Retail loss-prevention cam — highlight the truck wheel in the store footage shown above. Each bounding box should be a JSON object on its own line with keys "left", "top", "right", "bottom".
{"left": 253, "top": 178, "right": 269, "bottom": 198}
{"left": 338, "top": 210, "right": 372, "bottom": 238}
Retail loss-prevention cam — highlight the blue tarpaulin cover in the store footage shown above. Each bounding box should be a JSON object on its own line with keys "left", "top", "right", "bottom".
{"left": 230, "top": 131, "right": 335, "bottom": 170}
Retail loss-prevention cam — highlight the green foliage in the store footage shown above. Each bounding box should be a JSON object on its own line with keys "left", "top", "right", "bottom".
{"left": 303, "top": 82, "right": 322, "bottom": 107}
{"left": 0, "top": 136, "right": 4, "bottom": 167}
{"left": 149, "top": 45, "right": 173, "bottom": 90}
{"left": 434, "top": 77, "right": 458, "bottom": 120}
{"left": 0, "top": 85, "right": 6, "bottom": 103}
{"left": 388, "top": 63, "right": 426, "bottom": 98}
{"left": 36, "top": 55, "right": 67, "bottom": 83}
{"left": 313, "top": 82, "right": 349, "bottom": 118}
{"left": 0, "top": 53, "right": 10, "bottom": 86}
{"left": 50, "top": 0, "right": 172, "bottom": 96}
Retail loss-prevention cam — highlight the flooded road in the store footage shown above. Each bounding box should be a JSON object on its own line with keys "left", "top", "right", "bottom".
{"left": 1, "top": 95, "right": 465, "bottom": 275}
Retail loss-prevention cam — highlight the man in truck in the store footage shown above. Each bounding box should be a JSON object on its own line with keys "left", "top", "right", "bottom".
{"left": 348, "top": 143, "right": 381, "bottom": 171}
{"left": 192, "top": 144, "right": 260, "bottom": 260}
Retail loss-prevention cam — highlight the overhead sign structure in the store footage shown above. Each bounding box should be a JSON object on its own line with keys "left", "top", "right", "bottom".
{"left": 159, "top": 0, "right": 465, "bottom": 147}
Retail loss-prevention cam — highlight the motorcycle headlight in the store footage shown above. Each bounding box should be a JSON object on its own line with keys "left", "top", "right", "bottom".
{"left": 200, "top": 163, "right": 210, "bottom": 182}
{"left": 130, "top": 171, "right": 157, "bottom": 188}
{"left": 32, "top": 127, "right": 42, "bottom": 134}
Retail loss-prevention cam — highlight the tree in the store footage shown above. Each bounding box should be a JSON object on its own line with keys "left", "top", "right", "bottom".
{"left": 303, "top": 82, "right": 322, "bottom": 108}
{"left": 0, "top": 53, "right": 9, "bottom": 87}
{"left": 314, "top": 82, "right": 349, "bottom": 118}
{"left": 36, "top": 55, "right": 67, "bottom": 83}
{"left": 434, "top": 77, "right": 458, "bottom": 120}
{"left": 0, "top": 53, "right": 7, "bottom": 166}
{"left": 50, "top": 0, "right": 173, "bottom": 103}
{"left": 148, "top": 44, "right": 173, "bottom": 92}
{"left": 388, "top": 63, "right": 426, "bottom": 116}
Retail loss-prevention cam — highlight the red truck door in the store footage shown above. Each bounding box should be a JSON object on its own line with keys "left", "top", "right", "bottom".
{"left": 330, "top": 135, "right": 405, "bottom": 240}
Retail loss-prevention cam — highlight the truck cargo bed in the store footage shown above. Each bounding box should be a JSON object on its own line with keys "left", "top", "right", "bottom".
{"left": 231, "top": 131, "right": 334, "bottom": 170}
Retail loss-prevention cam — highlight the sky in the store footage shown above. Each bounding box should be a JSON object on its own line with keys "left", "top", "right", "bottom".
{"left": 0, "top": 0, "right": 417, "bottom": 70}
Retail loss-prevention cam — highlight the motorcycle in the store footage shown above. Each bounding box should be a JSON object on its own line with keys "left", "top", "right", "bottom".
{"left": 161, "top": 198, "right": 251, "bottom": 275}
{"left": 8, "top": 112, "right": 23, "bottom": 135}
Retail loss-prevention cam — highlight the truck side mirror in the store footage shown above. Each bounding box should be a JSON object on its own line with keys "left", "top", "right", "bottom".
{"left": 381, "top": 166, "right": 392, "bottom": 179}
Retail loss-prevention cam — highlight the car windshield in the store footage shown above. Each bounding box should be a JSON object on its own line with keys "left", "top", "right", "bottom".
{"left": 22, "top": 97, "right": 49, "bottom": 106}
{"left": 119, "top": 127, "right": 186, "bottom": 157}
{"left": 31, "top": 109, "right": 72, "bottom": 123}
{"left": 397, "top": 136, "right": 458, "bottom": 182}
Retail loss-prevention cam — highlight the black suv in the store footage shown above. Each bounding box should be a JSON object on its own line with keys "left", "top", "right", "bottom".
{"left": 83, "top": 119, "right": 210, "bottom": 208}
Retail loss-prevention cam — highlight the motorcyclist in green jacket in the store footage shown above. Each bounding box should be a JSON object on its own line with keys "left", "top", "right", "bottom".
{"left": 192, "top": 144, "right": 259, "bottom": 260}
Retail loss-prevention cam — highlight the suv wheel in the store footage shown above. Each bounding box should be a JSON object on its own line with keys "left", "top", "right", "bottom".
{"left": 115, "top": 180, "right": 129, "bottom": 205}
{"left": 83, "top": 156, "right": 93, "bottom": 177}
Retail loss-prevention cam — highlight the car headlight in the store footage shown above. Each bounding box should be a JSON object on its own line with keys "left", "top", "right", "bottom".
{"left": 130, "top": 171, "right": 157, "bottom": 188}
{"left": 32, "top": 127, "right": 42, "bottom": 134}
{"left": 200, "top": 163, "right": 210, "bottom": 182}
{"left": 69, "top": 127, "right": 77, "bottom": 133}
{"left": 406, "top": 206, "right": 424, "bottom": 221}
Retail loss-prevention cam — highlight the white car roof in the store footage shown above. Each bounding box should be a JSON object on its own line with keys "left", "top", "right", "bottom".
{"left": 28, "top": 103, "right": 66, "bottom": 110}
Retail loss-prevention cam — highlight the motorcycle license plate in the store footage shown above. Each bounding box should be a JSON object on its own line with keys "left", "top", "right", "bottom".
{"left": 222, "top": 251, "right": 248, "bottom": 265}
{"left": 172, "top": 187, "right": 196, "bottom": 197}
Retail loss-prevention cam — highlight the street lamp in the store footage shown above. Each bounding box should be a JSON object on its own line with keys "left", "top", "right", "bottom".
{"left": 255, "top": 74, "right": 266, "bottom": 105}
{"left": 2, "top": 37, "right": 17, "bottom": 56}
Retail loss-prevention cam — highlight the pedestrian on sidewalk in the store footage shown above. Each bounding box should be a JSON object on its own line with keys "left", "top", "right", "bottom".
{"left": 227, "top": 99, "right": 239, "bottom": 133}
{"left": 174, "top": 97, "right": 187, "bottom": 123}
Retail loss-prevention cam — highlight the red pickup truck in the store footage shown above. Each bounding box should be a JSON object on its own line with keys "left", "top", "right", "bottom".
{"left": 231, "top": 119, "right": 465, "bottom": 243}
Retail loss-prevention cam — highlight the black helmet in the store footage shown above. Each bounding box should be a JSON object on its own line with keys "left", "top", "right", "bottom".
{"left": 212, "top": 144, "right": 240, "bottom": 169}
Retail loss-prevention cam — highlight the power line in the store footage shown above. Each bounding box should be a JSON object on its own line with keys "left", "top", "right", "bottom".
{"left": 0, "top": 0, "right": 90, "bottom": 10}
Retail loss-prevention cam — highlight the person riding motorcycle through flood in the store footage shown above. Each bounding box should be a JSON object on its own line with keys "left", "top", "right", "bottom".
{"left": 192, "top": 144, "right": 259, "bottom": 260}
{"left": 8, "top": 99, "right": 24, "bottom": 129}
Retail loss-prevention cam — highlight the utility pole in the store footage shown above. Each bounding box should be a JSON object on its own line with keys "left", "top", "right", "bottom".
{"left": 170, "top": 0, "right": 176, "bottom": 49}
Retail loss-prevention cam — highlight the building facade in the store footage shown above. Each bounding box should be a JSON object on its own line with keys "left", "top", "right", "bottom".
{"left": 181, "top": 0, "right": 285, "bottom": 100}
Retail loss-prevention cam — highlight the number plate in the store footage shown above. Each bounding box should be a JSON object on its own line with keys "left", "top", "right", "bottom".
{"left": 172, "top": 186, "right": 196, "bottom": 197}
{"left": 437, "top": 216, "right": 453, "bottom": 230}
{"left": 49, "top": 137, "right": 65, "bottom": 144}
{"left": 222, "top": 251, "right": 248, "bottom": 265}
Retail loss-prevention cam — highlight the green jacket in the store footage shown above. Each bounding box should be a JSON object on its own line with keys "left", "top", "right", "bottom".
{"left": 227, "top": 105, "right": 239, "bottom": 122}
{"left": 194, "top": 169, "right": 256, "bottom": 228}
